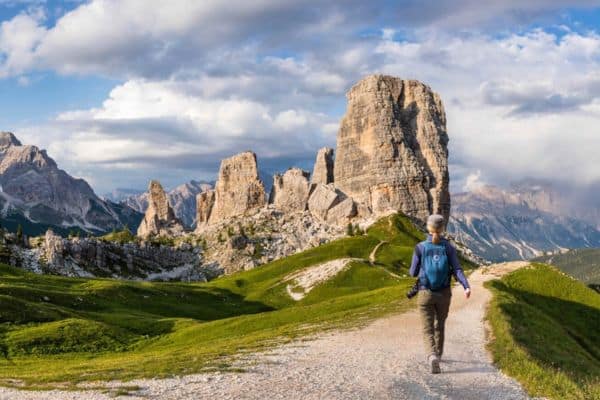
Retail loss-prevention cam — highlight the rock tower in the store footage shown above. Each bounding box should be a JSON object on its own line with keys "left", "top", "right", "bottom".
{"left": 137, "top": 180, "right": 184, "bottom": 237}
{"left": 333, "top": 74, "right": 450, "bottom": 223}
{"left": 204, "top": 151, "right": 267, "bottom": 224}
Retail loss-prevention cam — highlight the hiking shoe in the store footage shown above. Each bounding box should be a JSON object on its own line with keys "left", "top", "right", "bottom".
{"left": 429, "top": 354, "right": 441, "bottom": 374}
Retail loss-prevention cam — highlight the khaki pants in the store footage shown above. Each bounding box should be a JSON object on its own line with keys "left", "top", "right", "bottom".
{"left": 417, "top": 287, "right": 451, "bottom": 357}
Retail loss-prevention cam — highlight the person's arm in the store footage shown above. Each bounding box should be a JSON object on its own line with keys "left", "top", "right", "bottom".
{"left": 446, "top": 243, "right": 470, "bottom": 292}
{"left": 409, "top": 244, "right": 421, "bottom": 277}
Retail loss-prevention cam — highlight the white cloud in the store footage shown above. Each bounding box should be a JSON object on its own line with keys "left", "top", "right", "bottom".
{"left": 50, "top": 78, "right": 337, "bottom": 171}
{"left": 3, "top": 0, "right": 600, "bottom": 194}
{"left": 463, "top": 170, "right": 484, "bottom": 192}
{"left": 0, "top": 8, "right": 45, "bottom": 77}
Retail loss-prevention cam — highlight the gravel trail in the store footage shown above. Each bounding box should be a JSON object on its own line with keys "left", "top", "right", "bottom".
{"left": 0, "top": 262, "right": 532, "bottom": 400}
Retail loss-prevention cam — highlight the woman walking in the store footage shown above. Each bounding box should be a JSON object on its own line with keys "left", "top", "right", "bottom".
{"left": 409, "top": 214, "right": 471, "bottom": 374}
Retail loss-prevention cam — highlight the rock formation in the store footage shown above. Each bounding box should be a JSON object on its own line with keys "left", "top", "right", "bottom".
{"left": 11, "top": 229, "right": 218, "bottom": 281}
{"left": 137, "top": 180, "right": 184, "bottom": 237}
{"left": 307, "top": 183, "right": 343, "bottom": 221}
{"left": 120, "top": 180, "right": 212, "bottom": 228}
{"left": 333, "top": 75, "right": 450, "bottom": 223}
{"left": 311, "top": 147, "right": 334, "bottom": 185}
{"left": 205, "top": 151, "right": 266, "bottom": 224}
{"left": 269, "top": 168, "right": 311, "bottom": 213}
{"left": 196, "top": 190, "right": 215, "bottom": 225}
{"left": 326, "top": 197, "right": 357, "bottom": 224}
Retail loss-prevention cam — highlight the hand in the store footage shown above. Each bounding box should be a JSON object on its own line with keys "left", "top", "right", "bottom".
{"left": 464, "top": 288, "right": 471, "bottom": 299}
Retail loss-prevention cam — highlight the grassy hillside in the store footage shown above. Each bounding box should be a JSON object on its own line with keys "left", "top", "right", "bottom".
{"left": 0, "top": 213, "right": 474, "bottom": 389}
{"left": 534, "top": 248, "right": 600, "bottom": 287}
{"left": 486, "top": 263, "right": 600, "bottom": 400}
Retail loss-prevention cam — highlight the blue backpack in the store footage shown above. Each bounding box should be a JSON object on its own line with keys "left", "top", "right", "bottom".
{"left": 419, "top": 241, "right": 450, "bottom": 291}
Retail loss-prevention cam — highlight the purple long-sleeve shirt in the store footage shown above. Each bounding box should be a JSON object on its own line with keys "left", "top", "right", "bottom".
{"left": 409, "top": 235, "right": 470, "bottom": 290}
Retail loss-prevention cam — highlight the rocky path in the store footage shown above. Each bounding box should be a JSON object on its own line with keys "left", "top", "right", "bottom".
{"left": 0, "top": 262, "right": 532, "bottom": 400}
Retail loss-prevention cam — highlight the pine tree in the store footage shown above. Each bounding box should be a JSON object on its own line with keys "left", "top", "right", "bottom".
{"left": 346, "top": 223, "right": 354, "bottom": 236}
{"left": 16, "top": 224, "right": 23, "bottom": 244}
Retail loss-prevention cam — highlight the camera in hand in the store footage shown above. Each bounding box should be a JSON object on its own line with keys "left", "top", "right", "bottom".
{"left": 406, "top": 280, "right": 419, "bottom": 299}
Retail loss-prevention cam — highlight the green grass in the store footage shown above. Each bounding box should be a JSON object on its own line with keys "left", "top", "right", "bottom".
{"left": 534, "top": 248, "right": 600, "bottom": 286}
{"left": 0, "top": 213, "right": 474, "bottom": 389}
{"left": 100, "top": 228, "right": 138, "bottom": 244}
{"left": 486, "top": 263, "right": 600, "bottom": 400}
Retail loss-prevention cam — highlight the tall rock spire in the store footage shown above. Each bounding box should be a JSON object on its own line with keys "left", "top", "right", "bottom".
{"left": 333, "top": 74, "right": 450, "bottom": 223}
{"left": 311, "top": 147, "right": 334, "bottom": 185}
{"left": 137, "top": 180, "right": 184, "bottom": 237}
{"left": 207, "top": 151, "right": 266, "bottom": 224}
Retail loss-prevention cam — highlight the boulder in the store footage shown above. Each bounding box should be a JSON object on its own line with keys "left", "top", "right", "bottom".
{"left": 43, "top": 229, "right": 65, "bottom": 272}
{"left": 311, "top": 147, "right": 334, "bottom": 185}
{"left": 269, "top": 168, "right": 311, "bottom": 212}
{"left": 333, "top": 74, "right": 450, "bottom": 224}
{"left": 209, "top": 151, "right": 267, "bottom": 223}
{"left": 326, "top": 197, "right": 357, "bottom": 224}
{"left": 137, "top": 180, "right": 185, "bottom": 237}
{"left": 307, "top": 183, "right": 342, "bottom": 220}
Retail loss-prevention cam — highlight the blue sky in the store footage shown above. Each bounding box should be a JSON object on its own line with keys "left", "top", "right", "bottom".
{"left": 1, "top": 0, "right": 600, "bottom": 195}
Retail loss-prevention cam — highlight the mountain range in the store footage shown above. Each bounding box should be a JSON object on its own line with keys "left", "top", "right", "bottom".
{"left": 0, "top": 132, "right": 142, "bottom": 236}
{"left": 113, "top": 180, "right": 212, "bottom": 228}
{"left": 534, "top": 248, "right": 600, "bottom": 288}
{"left": 448, "top": 182, "right": 600, "bottom": 262}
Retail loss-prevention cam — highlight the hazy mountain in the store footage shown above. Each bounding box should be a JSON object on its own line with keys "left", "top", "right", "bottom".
{"left": 534, "top": 248, "right": 600, "bottom": 286}
{"left": 448, "top": 184, "right": 600, "bottom": 262}
{"left": 0, "top": 132, "right": 143, "bottom": 236}
{"left": 103, "top": 188, "right": 145, "bottom": 203}
{"left": 122, "top": 180, "right": 212, "bottom": 228}
{"left": 510, "top": 178, "right": 600, "bottom": 230}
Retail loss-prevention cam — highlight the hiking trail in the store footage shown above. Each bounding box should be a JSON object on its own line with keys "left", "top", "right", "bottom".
{"left": 0, "top": 261, "right": 533, "bottom": 400}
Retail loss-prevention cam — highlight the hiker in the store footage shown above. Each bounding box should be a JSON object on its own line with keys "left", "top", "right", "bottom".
{"left": 409, "top": 214, "right": 471, "bottom": 374}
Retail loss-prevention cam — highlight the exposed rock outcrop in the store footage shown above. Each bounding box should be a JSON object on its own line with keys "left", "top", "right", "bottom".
{"left": 326, "top": 197, "right": 357, "bottom": 224}
{"left": 196, "top": 190, "right": 216, "bottom": 226}
{"left": 12, "top": 229, "right": 219, "bottom": 281}
{"left": 307, "top": 183, "right": 343, "bottom": 221}
{"left": 206, "top": 151, "right": 266, "bottom": 224}
{"left": 333, "top": 75, "right": 450, "bottom": 223}
{"left": 120, "top": 180, "right": 212, "bottom": 228}
{"left": 137, "top": 180, "right": 185, "bottom": 237}
{"left": 311, "top": 147, "right": 334, "bottom": 185}
{"left": 269, "top": 168, "right": 311, "bottom": 213}
{"left": 196, "top": 205, "right": 345, "bottom": 274}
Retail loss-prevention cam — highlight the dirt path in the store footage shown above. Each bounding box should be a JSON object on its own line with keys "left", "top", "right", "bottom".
{"left": 0, "top": 262, "right": 532, "bottom": 400}
{"left": 369, "top": 240, "right": 388, "bottom": 265}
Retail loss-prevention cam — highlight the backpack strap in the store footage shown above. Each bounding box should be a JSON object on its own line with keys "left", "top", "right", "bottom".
{"left": 442, "top": 240, "right": 455, "bottom": 274}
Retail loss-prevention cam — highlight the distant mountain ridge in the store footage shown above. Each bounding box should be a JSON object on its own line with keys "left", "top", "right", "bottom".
{"left": 120, "top": 180, "right": 212, "bottom": 228}
{"left": 534, "top": 248, "right": 600, "bottom": 286}
{"left": 448, "top": 183, "right": 600, "bottom": 262}
{"left": 0, "top": 132, "right": 143, "bottom": 236}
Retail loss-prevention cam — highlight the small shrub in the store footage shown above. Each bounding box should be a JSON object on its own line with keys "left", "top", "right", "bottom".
{"left": 252, "top": 242, "right": 264, "bottom": 259}
{"left": 149, "top": 235, "right": 176, "bottom": 247}
{"left": 101, "top": 227, "right": 137, "bottom": 244}
{"left": 346, "top": 223, "right": 354, "bottom": 237}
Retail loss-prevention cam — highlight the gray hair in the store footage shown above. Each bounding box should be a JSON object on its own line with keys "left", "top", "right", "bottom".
{"left": 426, "top": 214, "right": 445, "bottom": 232}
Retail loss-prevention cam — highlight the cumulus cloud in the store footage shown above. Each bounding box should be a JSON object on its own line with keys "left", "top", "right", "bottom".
{"left": 463, "top": 170, "right": 485, "bottom": 192}
{"left": 0, "top": 0, "right": 379, "bottom": 78}
{"left": 392, "top": 0, "right": 599, "bottom": 29}
{"left": 2, "top": 0, "right": 600, "bottom": 195}
{"left": 0, "top": 7, "right": 46, "bottom": 77}
{"left": 23, "top": 77, "right": 337, "bottom": 191}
